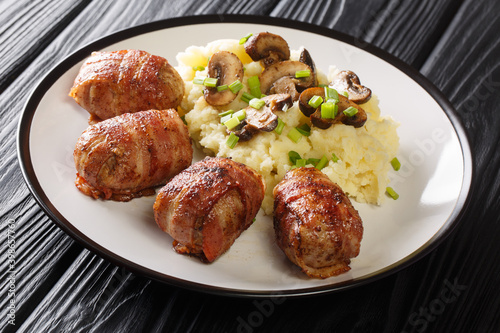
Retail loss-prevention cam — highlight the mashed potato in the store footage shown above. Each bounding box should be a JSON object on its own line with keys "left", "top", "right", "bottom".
{"left": 176, "top": 39, "right": 399, "bottom": 215}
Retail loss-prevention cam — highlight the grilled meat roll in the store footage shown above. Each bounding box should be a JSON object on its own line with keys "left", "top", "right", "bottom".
{"left": 74, "top": 109, "right": 192, "bottom": 201}
{"left": 69, "top": 50, "right": 184, "bottom": 123}
{"left": 273, "top": 167, "right": 363, "bottom": 278}
{"left": 154, "top": 157, "right": 265, "bottom": 263}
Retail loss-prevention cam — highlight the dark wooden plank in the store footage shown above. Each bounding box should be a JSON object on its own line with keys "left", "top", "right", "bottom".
{"left": 0, "top": 0, "right": 91, "bottom": 93}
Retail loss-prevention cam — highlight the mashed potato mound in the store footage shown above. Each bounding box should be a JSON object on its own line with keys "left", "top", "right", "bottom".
{"left": 176, "top": 39, "right": 399, "bottom": 215}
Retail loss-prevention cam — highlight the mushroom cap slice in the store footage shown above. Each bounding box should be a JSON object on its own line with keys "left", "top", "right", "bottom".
{"left": 259, "top": 60, "right": 315, "bottom": 99}
{"left": 244, "top": 32, "right": 290, "bottom": 68}
{"left": 231, "top": 94, "right": 293, "bottom": 141}
{"left": 330, "top": 70, "right": 371, "bottom": 104}
{"left": 204, "top": 51, "right": 244, "bottom": 106}
{"left": 298, "top": 87, "right": 367, "bottom": 129}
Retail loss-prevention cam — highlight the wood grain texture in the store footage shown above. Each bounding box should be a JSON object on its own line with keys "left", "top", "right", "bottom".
{"left": 1, "top": 0, "right": 499, "bottom": 332}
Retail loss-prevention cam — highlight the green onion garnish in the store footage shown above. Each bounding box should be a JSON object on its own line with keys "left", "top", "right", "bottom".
{"left": 217, "top": 84, "right": 228, "bottom": 92}
{"left": 180, "top": 115, "right": 187, "bottom": 125}
{"left": 218, "top": 109, "right": 234, "bottom": 117}
{"left": 274, "top": 118, "right": 285, "bottom": 135}
{"left": 226, "top": 132, "right": 239, "bottom": 149}
{"left": 324, "top": 87, "right": 339, "bottom": 102}
{"left": 220, "top": 113, "right": 233, "bottom": 124}
{"left": 240, "top": 92, "right": 256, "bottom": 103}
{"left": 296, "top": 123, "right": 311, "bottom": 136}
{"left": 229, "top": 80, "right": 244, "bottom": 94}
{"left": 343, "top": 106, "right": 358, "bottom": 117}
{"left": 386, "top": 187, "right": 399, "bottom": 200}
{"left": 192, "top": 66, "right": 205, "bottom": 71}
{"left": 321, "top": 102, "right": 337, "bottom": 119}
{"left": 247, "top": 76, "right": 261, "bottom": 99}
{"left": 287, "top": 128, "right": 303, "bottom": 143}
{"left": 239, "top": 33, "right": 253, "bottom": 45}
{"left": 295, "top": 159, "right": 307, "bottom": 168}
{"left": 233, "top": 109, "right": 246, "bottom": 121}
{"left": 342, "top": 91, "right": 349, "bottom": 98}
{"left": 249, "top": 98, "right": 265, "bottom": 109}
{"left": 203, "top": 77, "right": 218, "bottom": 87}
{"left": 308, "top": 95, "right": 323, "bottom": 109}
{"left": 295, "top": 70, "right": 311, "bottom": 78}
{"left": 331, "top": 153, "right": 339, "bottom": 163}
{"left": 391, "top": 157, "right": 401, "bottom": 171}
{"left": 193, "top": 77, "right": 205, "bottom": 85}
{"left": 306, "top": 158, "right": 320, "bottom": 166}
{"left": 315, "top": 155, "right": 329, "bottom": 170}
{"left": 288, "top": 151, "right": 301, "bottom": 164}
{"left": 224, "top": 116, "right": 240, "bottom": 130}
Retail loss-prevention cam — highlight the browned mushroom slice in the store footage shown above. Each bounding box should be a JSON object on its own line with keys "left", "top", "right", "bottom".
{"left": 299, "top": 48, "right": 316, "bottom": 79}
{"left": 298, "top": 87, "right": 367, "bottom": 129}
{"left": 259, "top": 61, "right": 315, "bottom": 101}
{"left": 232, "top": 94, "right": 293, "bottom": 141}
{"left": 204, "top": 51, "right": 244, "bottom": 106}
{"left": 330, "top": 70, "right": 371, "bottom": 104}
{"left": 244, "top": 32, "right": 290, "bottom": 68}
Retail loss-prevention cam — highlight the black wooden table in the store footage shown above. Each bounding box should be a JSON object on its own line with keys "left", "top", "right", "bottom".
{"left": 1, "top": 1, "right": 499, "bottom": 332}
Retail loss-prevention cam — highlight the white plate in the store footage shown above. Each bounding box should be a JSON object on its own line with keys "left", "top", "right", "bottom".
{"left": 18, "top": 15, "right": 472, "bottom": 297}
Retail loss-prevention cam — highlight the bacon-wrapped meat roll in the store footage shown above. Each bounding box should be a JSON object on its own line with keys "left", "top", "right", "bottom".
{"left": 69, "top": 49, "right": 184, "bottom": 123}
{"left": 74, "top": 109, "right": 192, "bottom": 201}
{"left": 273, "top": 167, "right": 363, "bottom": 278}
{"left": 154, "top": 157, "right": 265, "bottom": 263}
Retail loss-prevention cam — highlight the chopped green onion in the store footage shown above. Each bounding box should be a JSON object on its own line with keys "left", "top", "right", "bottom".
{"left": 239, "top": 33, "right": 253, "bottom": 45}
{"left": 295, "top": 70, "right": 311, "bottom": 78}
{"left": 229, "top": 80, "right": 244, "bottom": 94}
{"left": 247, "top": 76, "right": 261, "bottom": 99}
{"left": 315, "top": 155, "right": 329, "bottom": 170}
{"left": 287, "top": 128, "right": 303, "bottom": 143}
{"left": 274, "top": 118, "right": 285, "bottom": 135}
{"left": 343, "top": 106, "right": 358, "bottom": 117}
{"left": 193, "top": 77, "right": 205, "bottom": 85}
{"left": 288, "top": 151, "right": 302, "bottom": 164}
{"left": 321, "top": 102, "right": 337, "bottom": 119}
{"left": 342, "top": 91, "right": 349, "bottom": 98}
{"left": 331, "top": 153, "right": 339, "bottom": 163}
{"left": 240, "top": 92, "right": 256, "bottom": 103}
{"left": 296, "top": 123, "right": 311, "bottom": 137}
{"left": 192, "top": 65, "right": 205, "bottom": 71}
{"left": 391, "top": 157, "right": 401, "bottom": 171}
{"left": 386, "top": 187, "right": 399, "bottom": 200}
{"left": 233, "top": 109, "right": 246, "bottom": 121}
{"left": 220, "top": 113, "right": 233, "bottom": 124}
{"left": 324, "top": 86, "right": 339, "bottom": 102}
{"left": 295, "top": 159, "right": 307, "bottom": 168}
{"left": 218, "top": 109, "right": 234, "bottom": 117}
{"left": 223, "top": 116, "right": 240, "bottom": 130}
{"left": 306, "top": 158, "right": 320, "bottom": 166}
{"left": 249, "top": 98, "right": 266, "bottom": 109}
{"left": 180, "top": 115, "right": 187, "bottom": 125}
{"left": 217, "top": 84, "right": 228, "bottom": 92}
{"left": 203, "top": 77, "right": 218, "bottom": 87}
{"left": 318, "top": 84, "right": 328, "bottom": 88}
{"left": 226, "top": 132, "right": 239, "bottom": 149}
{"left": 308, "top": 95, "right": 323, "bottom": 108}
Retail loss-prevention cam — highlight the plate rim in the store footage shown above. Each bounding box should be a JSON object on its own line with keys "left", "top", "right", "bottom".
{"left": 16, "top": 14, "right": 474, "bottom": 298}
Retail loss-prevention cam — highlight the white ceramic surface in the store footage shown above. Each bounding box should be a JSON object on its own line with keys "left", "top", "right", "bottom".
{"left": 20, "top": 19, "right": 471, "bottom": 296}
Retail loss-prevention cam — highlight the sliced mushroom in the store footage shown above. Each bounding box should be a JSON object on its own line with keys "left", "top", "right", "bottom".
{"left": 330, "top": 70, "right": 371, "bottom": 104}
{"left": 204, "top": 51, "right": 244, "bottom": 106}
{"left": 298, "top": 87, "right": 367, "bottom": 129}
{"left": 269, "top": 76, "right": 300, "bottom": 101}
{"left": 244, "top": 32, "right": 290, "bottom": 68}
{"left": 231, "top": 94, "right": 293, "bottom": 141}
{"left": 299, "top": 48, "right": 316, "bottom": 77}
{"left": 259, "top": 61, "right": 315, "bottom": 101}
